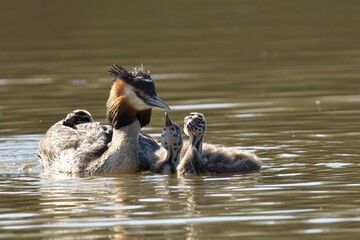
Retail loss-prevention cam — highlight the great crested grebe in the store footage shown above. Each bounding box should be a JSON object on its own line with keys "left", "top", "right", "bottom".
{"left": 151, "top": 113, "right": 183, "bottom": 174}
{"left": 181, "top": 112, "right": 262, "bottom": 173}
{"left": 39, "top": 64, "right": 170, "bottom": 174}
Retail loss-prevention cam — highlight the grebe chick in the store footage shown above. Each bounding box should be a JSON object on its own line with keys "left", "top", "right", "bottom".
{"left": 183, "top": 112, "right": 206, "bottom": 154}
{"left": 62, "top": 109, "right": 94, "bottom": 128}
{"left": 151, "top": 113, "right": 183, "bottom": 174}
{"left": 39, "top": 64, "right": 170, "bottom": 174}
{"left": 177, "top": 113, "right": 208, "bottom": 176}
{"left": 182, "top": 112, "right": 262, "bottom": 173}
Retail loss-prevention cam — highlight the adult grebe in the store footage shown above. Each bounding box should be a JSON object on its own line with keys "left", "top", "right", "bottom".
{"left": 182, "top": 112, "right": 262, "bottom": 173}
{"left": 38, "top": 64, "right": 170, "bottom": 175}
{"left": 151, "top": 113, "right": 183, "bottom": 174}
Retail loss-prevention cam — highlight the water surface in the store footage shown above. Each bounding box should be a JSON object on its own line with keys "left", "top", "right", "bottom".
{"left": 0, "top": 1, "right": 360, "bottom": 239}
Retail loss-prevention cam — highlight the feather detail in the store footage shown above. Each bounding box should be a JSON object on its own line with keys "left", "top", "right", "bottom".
{"left": 106, "top": 89, "right": 137, "bottom": 129}
{"left": 137, "top": 109, "right": 152, "bottom": 127}
{"left": 108, "top": 64, "right": 134, "bottom": 84}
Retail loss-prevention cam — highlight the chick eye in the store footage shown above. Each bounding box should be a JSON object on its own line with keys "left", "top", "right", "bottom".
{"left": 135, "top": 90, "right": 141, "bottom": 96}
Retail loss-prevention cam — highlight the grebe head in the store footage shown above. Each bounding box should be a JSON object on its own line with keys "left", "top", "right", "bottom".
{"left": 161, "top": 113, "right": 183, "bottom": 152}
{"left": 63, "top": 109, "right": 94, "bottom": 128}
{"left": 108, "top": 64, "right": 169, "bottom": 111}
{"left": 107, "top": 64, "right": 170, "bottom": 129}
{"left": 183, "top": 112, "right": 206, "bottom": 138}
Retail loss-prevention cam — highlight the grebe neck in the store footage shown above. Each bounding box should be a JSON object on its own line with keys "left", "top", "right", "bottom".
{"left": 166, "top": 147, "right": 180, "bottom": 165}
{"left": 93, "top": 120, "right": 141, "bottom": 174}
{"left": 112, "top": 119, "right": 141, "bottom": 140}
{"left": 107, "top": 93, "right": 137, "bottom": 129}
{"left": 189, "top": 135, "right": 204, "bottom": 155}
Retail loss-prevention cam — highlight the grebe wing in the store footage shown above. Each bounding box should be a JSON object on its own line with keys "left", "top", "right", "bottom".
{"left": 139, "top": 131, "right": 159, "bottom": 150}
{"left": 39, "top": 121, "right": 112, "bottom": 173}
{"left": 138, "top": 131, "right": 160, "bottom": 171}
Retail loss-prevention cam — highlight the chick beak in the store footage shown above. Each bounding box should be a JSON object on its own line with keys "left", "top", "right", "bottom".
{"left": 165, "top": 112, "right": 172, "bottom": 127}
{"left": 143, "top": 96, "right": 170, "bottom": 110}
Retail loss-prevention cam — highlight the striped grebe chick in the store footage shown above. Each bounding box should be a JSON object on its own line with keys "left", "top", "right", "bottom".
{"left": 177, "top": 113, "right": 208, "bottom": 176}
{"left": 183, "top": 112, "right": 206, "bottom": 154}
{"left": 151, "top": 113, "right": 183, "bottom": 174}
{"left": 62, "top": 109, "right": 94, "bottom": 129}
{"left": 38, "top": 64, "right": 170, "bottom": 175}
{"left": 182, "top": 112, "right": 262, "bottom": 173}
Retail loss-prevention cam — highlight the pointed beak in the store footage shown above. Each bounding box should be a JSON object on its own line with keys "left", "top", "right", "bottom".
{"left": 143, "top": 96, "right": 170, "bottom": 110}
{"left": 165, "top": 112, "right": 172, "bottom": 127}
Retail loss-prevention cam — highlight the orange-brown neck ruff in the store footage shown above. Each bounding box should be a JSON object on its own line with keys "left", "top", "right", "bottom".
{"left": 107, "top": 80, "right": 152, "bottom": 129}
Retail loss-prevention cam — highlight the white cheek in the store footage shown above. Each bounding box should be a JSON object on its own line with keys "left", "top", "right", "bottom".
{"left": 183, "top": 127, "right": 189, "bottom": 136}
{"left": 124, "top": 86, "right": 149, "bottom": 110}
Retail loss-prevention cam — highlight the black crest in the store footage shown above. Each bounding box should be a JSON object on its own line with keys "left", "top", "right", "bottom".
{"left": 108, "top": 64, "right": 134, "bottom": 84}
{"left": 108, "top": 64, "right": 157, "bottom": 96}
{"left": 108, "top": 64, "right": 152, "bottom": 82}
{"left": 131, "top": 65, "right": 152, "bottom": 81}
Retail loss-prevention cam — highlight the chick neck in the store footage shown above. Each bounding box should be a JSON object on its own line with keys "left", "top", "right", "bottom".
{"left": 162, "top": 145, "right": 181, "bottom": 173}
{"left": 189, "top": 133, "right": 204, "bottom": 155}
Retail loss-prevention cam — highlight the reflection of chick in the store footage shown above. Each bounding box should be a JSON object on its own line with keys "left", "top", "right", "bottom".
{"left": 151, "top": 113, "right": 183, "bottom": 174}
{"left": 181, "top": 112, "right": 262, "bottom": 174}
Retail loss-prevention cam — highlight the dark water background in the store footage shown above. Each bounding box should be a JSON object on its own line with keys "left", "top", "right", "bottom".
{"left": 0, "top": 0, "right": 360, "bottom": 239}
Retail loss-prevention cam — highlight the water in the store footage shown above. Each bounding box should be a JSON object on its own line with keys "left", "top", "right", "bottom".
{"left": 1, "top": 0, "right": 360, "bottom": 239}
